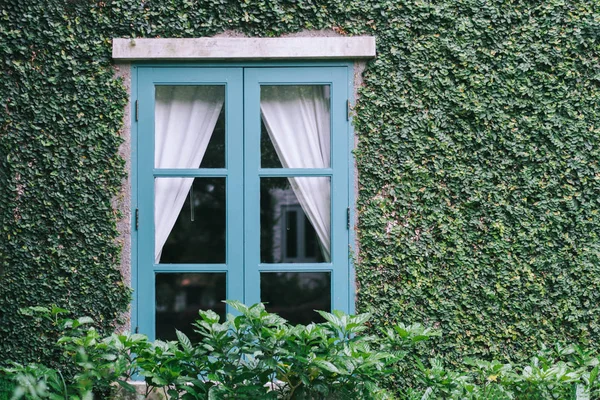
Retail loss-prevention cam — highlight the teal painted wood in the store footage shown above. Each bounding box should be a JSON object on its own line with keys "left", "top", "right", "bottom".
{"left": 243, "top": 67, "right": 350, "bottom": 313}
{"left": 131, "top": 61, "right": 354, "bottom": 69}
{"left": 346, "top": 63, "right": 357, "bottom": 315}
{"left": 328, "top": 67, "right": 350, "bottom": 313}
{"left": 153, "top": 168, "right": 229, "bottom": 177}
{"left": 152, "top": 264, "right": 229, "bottom": 272}
{"left": 257, "top": 265, "right": 334, "bottom": 271}
{"left": 258, "top": 168, "right": 334, "bottom": 177}
{"left": 136, "top": 66, "right": 155, "bottom": 339}
{"left": 133, "top": 65, "right": 351, "bottom": 339}
{"left": 225, "top": 71, "right": 245, "bottom": 311}
{"left": 130, "top": 65, "right": 139, "bottom": 332}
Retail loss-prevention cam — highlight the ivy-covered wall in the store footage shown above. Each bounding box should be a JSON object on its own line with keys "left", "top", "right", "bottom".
{"left": 0, "top": 1, "right": 131, "bottom": 365}
{"left": 1, "top": 0, "right": 599, "bottom": 376}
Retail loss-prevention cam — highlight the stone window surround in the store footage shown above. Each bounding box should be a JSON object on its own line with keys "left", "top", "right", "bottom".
{"left": 111, "top": 32, "right": 376, "bottom": 333}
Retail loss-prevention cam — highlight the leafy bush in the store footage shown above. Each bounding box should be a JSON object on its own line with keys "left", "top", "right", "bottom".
{"left": 2, "top": 303, "right": 437, "bottom": 399}
{"left": 402, "top": 344, "right": 600, "bottom": 399}
{"left": 5, "top": 305, "right": 600, "bottom": 399}
{"left": 0, "top": 373, "right": 14, "bottom": 400}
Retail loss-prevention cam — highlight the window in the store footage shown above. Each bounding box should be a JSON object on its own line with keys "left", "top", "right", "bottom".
{"left": 133, "top": 65, "right": 351, "bottom": 340}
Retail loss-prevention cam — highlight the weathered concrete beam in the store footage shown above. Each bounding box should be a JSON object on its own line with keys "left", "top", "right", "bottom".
{"left": 112, "top": 37, "right": 376, "bottom": 60}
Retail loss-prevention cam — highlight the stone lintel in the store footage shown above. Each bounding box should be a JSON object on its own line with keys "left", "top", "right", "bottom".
{"left": 112, "top": 37, "right": 376, "bottom": 60}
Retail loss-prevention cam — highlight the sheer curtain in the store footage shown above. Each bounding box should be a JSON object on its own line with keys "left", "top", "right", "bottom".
{"left": 260, "top": 86, "right": 331, "bottom": 261}
{"left": 154, "top": 86, "right": 224, "bottom": 263}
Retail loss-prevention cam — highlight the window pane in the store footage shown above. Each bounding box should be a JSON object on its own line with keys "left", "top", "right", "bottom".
{"left": 261, "top": 272, "right": 331, "bottom": 325}
{"left": 156, "top": 273, "right": 226, "bottom": 341}
{"left": 156, "top": 177, "right": 226, "bottom": 264}
{"left": 285, "top": 210, "right": 298, "bottom": 258}
{"left": 260, "top": 177, "right": 330, "bottom": 263}
{"left": 260, "top": 119, "right": 283, "bottom": 168}
{"left": 155, "top": 85, "right": 225, "bottom": 169}
{"left": 304, "top": 215, "right": 318, "bottom": 258}
{"left": 200, "top": 107, "right": 225, "bottom": 168}
{"left": 260, "top": 85, "right": 330, "bottom": 168}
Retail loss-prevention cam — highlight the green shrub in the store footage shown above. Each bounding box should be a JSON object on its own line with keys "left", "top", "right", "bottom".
{"left": 0, "top": 373, "right": 14, "bottom": 400}
{"left": 2, "top": 303, "right": 438, "bottom": 399}
{"left": 4, "top": 305, "right": 600, "bottom": 399}
{"left": 402, "top": 344, "right": 600, "bottom": 399}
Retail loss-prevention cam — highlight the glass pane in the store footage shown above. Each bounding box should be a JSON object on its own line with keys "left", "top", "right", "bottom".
{"left": 156, "top": 273, "right": 226, "bottom": 341}
{"left": 156, "top": 177, "right": 226, "bottom": 264}
{"left": 200, "top": 107, "right": 225, "bottom": 168}
{"left": 261, "top": 272, "right": 331, "bottom": 325}
{"left": 261, "top": 119, "right": 283, "bottom": 168}
{"left": 261, "top": 177, "right": 330, "bottom": 263}
{"left": 155, "top": 85, "right": 225, "bottom": 169}
{"left": 285, "top": 210, "right": 298, "bottom": 258}
{"left": 260, "top": 85, "right": 330, "bottom": 168}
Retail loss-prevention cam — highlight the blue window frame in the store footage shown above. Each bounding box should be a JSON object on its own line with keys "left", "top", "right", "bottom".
{"left": 133, "top": 64, "right": 352, "bottom": 340}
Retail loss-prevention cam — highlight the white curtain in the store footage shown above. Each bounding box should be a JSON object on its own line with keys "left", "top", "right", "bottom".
{"left": 154, "top": 86, "right": 224, "bottom": 263}
{"left": 260, "top": 86, "right": 331, "bottom": 261}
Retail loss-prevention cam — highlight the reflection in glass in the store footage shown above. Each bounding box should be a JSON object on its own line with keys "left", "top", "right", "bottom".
{"left": 261, "top": 272, "right": 331, "bottom": 325}
{"left": 155, "top": 85, "right": 225, "bottom": 169}
{"left": 200, "top": 107, "right": 225, "bottom": 168}
{"left": 260, "top": 178, "right": 330, "bottom": 263}
{"left": 260, "top": 119, "right": 283, "bottom": 168}
{"left": 157, "top": 177, "right": 226, "bottom": 264}
{"left": 156, "top": 273, "right": 226, "bottom": 341}
{"left": 260, "top": 85, "right": 330, "bottom": 168}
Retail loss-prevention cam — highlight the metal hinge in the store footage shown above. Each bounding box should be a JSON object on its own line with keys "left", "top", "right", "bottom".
{"left": 347, "top": 207, "right": 350, "bottom": 229}
{"left": 135, "top": 208, "right": 139, "bottom": 230}
{"left": 346, "top": 100, "right": 350, "bottom": 121}
{"left": 135, "top": 100, "right": 139, "bottom": 122}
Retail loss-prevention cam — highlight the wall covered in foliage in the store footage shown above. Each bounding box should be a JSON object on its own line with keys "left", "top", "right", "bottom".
{"left": 1, "top": 0, "right": 599, "bottom": 377}
{"left": 0, "top": 1, "right": 131, "bottom": 366}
